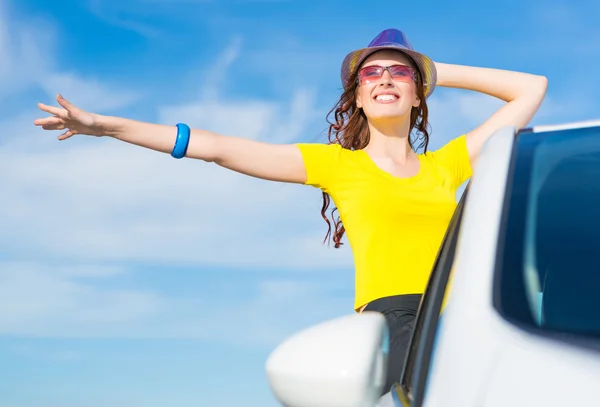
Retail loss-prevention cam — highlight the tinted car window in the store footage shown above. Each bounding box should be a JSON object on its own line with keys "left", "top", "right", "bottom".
{"left": 496, "top": 126, "right": 600, "bottom": 338}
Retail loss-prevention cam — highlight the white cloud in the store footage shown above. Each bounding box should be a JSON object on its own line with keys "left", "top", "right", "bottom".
{"left": 0, "top": 260, "right": 349, "bottom": 346}
{"left": 533, "top": 2, "right": 600, "bottom": 56}
{"left": 159, "top": 99, "right": 276, "bottom": 140}
{"left": 87, "top": 0, "right": 164, "bottom": 38}
{"left": 85, "top": 0, "right": 288, "bottom": 39}
{"left": 0, "top": 28, "right": 341, "bottom": 270}
{"left": 426, "top": 90, "right": 505, "bottom": 150}
{"left": 0, "top": 0, "right": 54, "bottom": 98}
{"left": 0, "top": 1, "right": 140, "bottom": 112}
{"left": 0, "top": 261, "right": 164, "bottom": 335}
{"left": 159, "top": 87, "right": 320, "bottom": 142}
{"left": 39, "top": 73, "right": 142, "bottom": 113}
{"left": 274, "top": 88, "right": 322, "bottom": 143}
{"left": 425, "top": 88, "right": 581, "bottom": 151}
{"left": 9, "top": 343, "right": 85, "bottom": 363}
{"left": 199, "top": 36, "right": 243, "bottom": 101}
{"left": 0, "top": 132, "right": 351, "bottom": 268}
{"left": 159, "top": 37, "right": 322, "bottom": 144}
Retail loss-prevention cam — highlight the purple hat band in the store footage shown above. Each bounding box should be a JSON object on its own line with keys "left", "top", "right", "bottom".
{"left": 340, "top": 28, "right": 437, "bottom": 99}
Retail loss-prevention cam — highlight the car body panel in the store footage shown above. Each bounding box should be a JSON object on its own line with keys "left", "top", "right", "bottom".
{"left": 483, "top": 330, "right": 600, "bottom": 407}
{"left": 423, "top": 126, "right": 517, "bottom": 407}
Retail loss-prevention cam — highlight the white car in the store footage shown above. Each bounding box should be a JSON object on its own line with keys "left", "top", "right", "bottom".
{"left": 265, "top": 120, "right": 600, "bottom": 407}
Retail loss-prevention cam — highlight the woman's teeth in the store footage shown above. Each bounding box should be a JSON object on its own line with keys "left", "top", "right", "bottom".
{"left": 376, "top": 94, "right": 397, "bottom": 101}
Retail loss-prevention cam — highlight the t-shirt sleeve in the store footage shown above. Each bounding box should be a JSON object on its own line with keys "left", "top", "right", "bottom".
{"left": 295, "top": 143, "right": 343, "bottom": 192}
{"left": 430, "top": 135, "right": 473, "bottom": 188}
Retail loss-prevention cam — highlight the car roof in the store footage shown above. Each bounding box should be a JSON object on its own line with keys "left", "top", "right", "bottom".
{"left": 520, "top": 118, "right": 600, "bottom": 135}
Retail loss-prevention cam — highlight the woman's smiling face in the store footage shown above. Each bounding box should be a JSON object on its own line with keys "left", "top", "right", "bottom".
{"left": 355, "top": 50, "right": 421, "bottom": 122}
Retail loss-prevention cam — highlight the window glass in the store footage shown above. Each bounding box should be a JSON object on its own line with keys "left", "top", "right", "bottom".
{"left": 497, "top": 126, "right": 600, "bottom": 337}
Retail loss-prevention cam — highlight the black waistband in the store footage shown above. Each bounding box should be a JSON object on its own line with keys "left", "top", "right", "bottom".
{"left": 363, "top": 294, "right": 422, "bottom": 313}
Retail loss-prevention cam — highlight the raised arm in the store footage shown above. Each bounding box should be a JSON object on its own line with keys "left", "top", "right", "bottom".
{"left": 435, "top": 62, "right": 548, "bottom": 167}
{"left": 34, "top": 94, "right": 308, "bottom": 184}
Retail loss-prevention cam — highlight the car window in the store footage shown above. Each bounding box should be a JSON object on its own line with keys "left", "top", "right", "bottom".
{"left": 496, "top": 126, "right": 600, "bottom": 340}
{"left": 397, "top": 190, "right": 467, "bottom": 407}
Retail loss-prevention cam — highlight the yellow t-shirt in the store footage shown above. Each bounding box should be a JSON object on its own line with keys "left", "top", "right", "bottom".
{"left": 296, "top": 135, "right": 472, "bottom": 310}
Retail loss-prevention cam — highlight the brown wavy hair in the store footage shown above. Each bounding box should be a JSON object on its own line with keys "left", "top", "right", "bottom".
{"left": 321, "top": 59, "right": 431, "bottom": 248}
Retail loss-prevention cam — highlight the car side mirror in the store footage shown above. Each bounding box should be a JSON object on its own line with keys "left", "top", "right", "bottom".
{"left": 266, "top": 312, "right": 389, "bottom": 407}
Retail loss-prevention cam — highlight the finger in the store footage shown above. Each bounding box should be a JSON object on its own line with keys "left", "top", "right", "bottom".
{"left": 34, "top": 116, "right": 63, "bottom": 126}
{"left": 57, "top": 130, "right": 74, "bottom": 141}
{"left": 37, "top": 102, "right": 68, "bottom": 119}
{"left": 42, "top": 123, "right": 66, "bottom": 131}
{"left": 56, "top": 94, "right": 78, "bottom": 113}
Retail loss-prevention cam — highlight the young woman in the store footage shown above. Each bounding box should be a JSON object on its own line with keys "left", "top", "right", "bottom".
{"left": 33, "top": 28, "right": 547, "bottom": 392}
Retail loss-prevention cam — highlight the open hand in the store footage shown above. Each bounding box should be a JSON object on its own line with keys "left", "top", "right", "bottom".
{"left": 34, "top": 94, "right": 103, "bottom": 140}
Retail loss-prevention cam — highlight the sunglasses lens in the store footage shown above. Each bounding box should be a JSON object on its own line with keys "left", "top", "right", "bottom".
{"left": 389, "top": 66, "right": 415, "bottom": 81}
{"left": 358, "top": 66, "right": 383, "bottom": 84}
{"left": 358, "top": 65, "right": 415, "bottom": 85}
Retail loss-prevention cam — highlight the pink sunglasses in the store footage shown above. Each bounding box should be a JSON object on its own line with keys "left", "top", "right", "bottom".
{"left": 357, "top": 64, "right": 417, "bottom": 85}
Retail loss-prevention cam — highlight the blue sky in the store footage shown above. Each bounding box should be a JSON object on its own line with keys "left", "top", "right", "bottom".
{"left": 1, "top": 0, "right": 599, "bottom": 406}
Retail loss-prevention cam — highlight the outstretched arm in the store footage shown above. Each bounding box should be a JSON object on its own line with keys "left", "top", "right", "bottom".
{"left": 34, "top": 94, "right": 308, "bottom": 184}
{"left": 435, "top": 62, "right": 548, "bottom": 167}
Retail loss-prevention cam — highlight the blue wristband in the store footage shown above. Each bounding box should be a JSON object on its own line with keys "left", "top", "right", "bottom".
{"left": 171, "top": 123, "right": 191, "bottom": 159}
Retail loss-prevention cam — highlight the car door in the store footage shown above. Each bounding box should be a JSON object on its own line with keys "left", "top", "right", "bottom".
{"left": 390, "top": 190, "right": 467, "bottom": 407}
